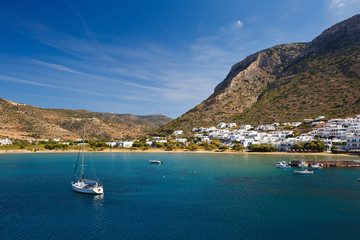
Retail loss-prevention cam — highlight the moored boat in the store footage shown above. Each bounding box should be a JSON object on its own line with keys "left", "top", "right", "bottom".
{"left": 149, "top": 160, "right": 163, "bottom": 164}
{"left": 294, "top": 169, "right": 313, "bottom": 175}
{"left": 72, "top": 180, "right": 103, "bottom": 194}
{"left": 310, "top": 163, "right": 322, "bottom": 169}
{"left": 276, "top": 161, "right": 290, "bottom": 168}
{"left": 357, "top": 178, "right": 360, "bottom": 182}
{"left": 71, "top": 126, "right": 104, "bottom": 195}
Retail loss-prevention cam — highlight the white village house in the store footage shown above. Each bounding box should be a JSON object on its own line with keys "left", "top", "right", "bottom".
{"left": 0, "top": 138, "right": 12, "bottom": 145}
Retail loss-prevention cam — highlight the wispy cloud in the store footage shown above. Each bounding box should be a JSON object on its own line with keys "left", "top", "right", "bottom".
{"left": 65, "top": 0, "right": 101, "bottom": 45}
{"left": 328, "top": 0, "right": 360, "bottom": 20}
{"left": 330, "top": 0, "right": 347, "bottom": 8}
{"left": 0, "top": 74, "right": 162, "bottom": 103}
{"left": 0, "top": 74, "right": 97, "bottom": 94}
{"left": 30, "top": 59, "right": 170, "bottom": 92}
{"left": 2, "top": 14, "right": 260, "bottom": 116}
{"left": 234, "top": 20, "right": 244, "bottom": 28}
{"left": 30, "top": 60, "right": 86, "bottom": 75}
{"left": 13, "top": 19, "right": 231, "bottom": 102}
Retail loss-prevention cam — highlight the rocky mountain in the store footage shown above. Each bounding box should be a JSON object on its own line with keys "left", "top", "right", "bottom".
{"left": 161, "top": 14, "right": 360, "bottom": 132}
{"left": 0, "top": 98, "right": 172, "bottom": 140}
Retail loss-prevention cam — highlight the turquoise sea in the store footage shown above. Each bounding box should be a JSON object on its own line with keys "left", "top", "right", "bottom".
{"left": 0, "top": 152, "right": 359, "bottom": 240}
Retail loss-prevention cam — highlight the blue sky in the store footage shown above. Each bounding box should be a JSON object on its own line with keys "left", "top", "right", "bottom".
{"left": 0, "top": 0, "right": 359, "bottom": 118}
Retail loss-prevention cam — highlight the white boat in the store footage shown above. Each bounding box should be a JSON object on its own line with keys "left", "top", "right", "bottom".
{"left": 72, "top": 180, "right": 103, "bottom": 194}
{"left": 311, "top": 163, "right": 322, "bottom": 169}
{"left": 276, "top": 161, "right": 290, "bottom": 168}
{"left": 149, "top": 160, "right": 163, "bottom": 164}
{"left": 71, "top": 126, "right": 103, "bottom": 195}
{"left": 294, "top": 169, "right": 313, "bottom": 175}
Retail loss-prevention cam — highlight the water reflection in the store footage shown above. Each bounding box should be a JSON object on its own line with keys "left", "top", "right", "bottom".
{"left": 92, "top": 194, "right": 104, "bottom": 208}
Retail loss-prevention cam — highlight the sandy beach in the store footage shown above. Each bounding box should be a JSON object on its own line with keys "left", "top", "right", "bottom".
{"left": 0, "top": 148, "right": 354, "bottom": 157}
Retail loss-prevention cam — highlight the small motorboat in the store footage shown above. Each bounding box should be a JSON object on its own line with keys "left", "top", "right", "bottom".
{"left": 276, "top": 161, "right": 291, "bottom": 168}
{"left": 357, "top": 178, "right": 360, "bottom": 182}
{"left": 294, "top": 169, "right": 313, "bottom": 175}
{"left": 310, "top": 163, "right": 322, "bottom": 169}
{"left": 149, "top": 160, "right": 163, "bottom": 164}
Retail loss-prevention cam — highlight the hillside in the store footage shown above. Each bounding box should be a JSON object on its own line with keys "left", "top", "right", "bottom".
{"left": 0, "top": 98, "right": 172, "bottom": 140}
{"left": 161, "top": 14, "right": 360, "bottom": 132}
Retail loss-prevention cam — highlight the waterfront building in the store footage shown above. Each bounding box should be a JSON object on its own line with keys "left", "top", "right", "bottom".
{"left": 116, "top": 141, "right": 134, "bottom": 148}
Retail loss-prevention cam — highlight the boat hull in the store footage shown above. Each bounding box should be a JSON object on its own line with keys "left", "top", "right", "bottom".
{"left": 276, "top": 165, "right": 290, "bottom": 168}
{"left": 71, "top": 183, "right": 103, "bottom": 195}
{"left": 294, "top": 170, "right": 313, "bottom": 175}
{"left": 149, "top": 160, "right": 163, "bottom": 164}
{"left": 276, "top": 161, "right": 290, "bottom": 168}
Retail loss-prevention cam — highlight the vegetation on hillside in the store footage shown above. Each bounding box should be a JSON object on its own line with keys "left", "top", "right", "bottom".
{"left": 0, "top": 98, "right": 172, "bottom": 141}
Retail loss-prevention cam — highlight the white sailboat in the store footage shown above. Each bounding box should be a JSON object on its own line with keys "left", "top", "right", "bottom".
{"left": 71, "top": 127, "right": 103, "bottom": 195}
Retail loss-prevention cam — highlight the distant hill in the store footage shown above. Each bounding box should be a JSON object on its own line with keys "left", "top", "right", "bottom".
{"left": 0, "top": 98, "right": 172, "bottom": 141}
{"left": 160, "top": 14, "right": 360, "bottom": 133}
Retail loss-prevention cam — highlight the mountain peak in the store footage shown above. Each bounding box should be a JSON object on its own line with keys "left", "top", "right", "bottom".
{"left": 300, "top": 14, "right": 360, "bottom": 57}
{"left": 160, "top": 15, "right": 360, "bottom": 132}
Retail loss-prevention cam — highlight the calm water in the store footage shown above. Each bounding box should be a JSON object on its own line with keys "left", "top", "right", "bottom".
{"left": 0, "top": 153, "right": 359, "bottom": 240}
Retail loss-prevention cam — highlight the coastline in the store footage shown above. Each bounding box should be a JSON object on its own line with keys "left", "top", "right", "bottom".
{"left": 0, "top": 148, "right": 354, "bottom": 158}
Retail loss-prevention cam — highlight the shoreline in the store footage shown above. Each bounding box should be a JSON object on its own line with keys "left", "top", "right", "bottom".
{"left": 0, "top": 149, "right": 355, "bottom": 158}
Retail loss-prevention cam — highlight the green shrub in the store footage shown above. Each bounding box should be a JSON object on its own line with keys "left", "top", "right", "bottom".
{"left": 247, "top": 144, "right": 278, "bottom": 152}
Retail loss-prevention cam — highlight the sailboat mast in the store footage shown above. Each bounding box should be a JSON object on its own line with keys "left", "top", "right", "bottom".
{"left": 81, "top": 126, "right": 85, "bottom": 180}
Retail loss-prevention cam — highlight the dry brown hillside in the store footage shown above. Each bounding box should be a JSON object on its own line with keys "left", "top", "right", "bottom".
{"left": 0, "top": 98, "right": 172, "bottom": 141}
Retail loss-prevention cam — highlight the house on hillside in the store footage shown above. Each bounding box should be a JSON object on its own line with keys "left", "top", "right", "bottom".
{"left": 227, "top": 123, "right": 237, "bottom": 128}
{"left": 173, "top": 130, "right": 183, "bottom": 135}
{"left": 312, "top": 121, "right": 325, "bottom": 126}
{"left": 106, "top": 142, "right": 117, "bottom": 147}
{"left": 116, "top": 141, "right": 134, "bottom": 148}
{"left": 0, "top": 138, "right": 12, "bottom": 145}
{"left": 291, "top": 122, "right": 302, "bottom": 127}
{"left": 255, "top": 125, "right": 275, "bottom": 131}
{"left": 240, "top": 125, "right": 252, "bottom": 130}
{"left": 175, "top": 138, "right": 187, "bottom": 144}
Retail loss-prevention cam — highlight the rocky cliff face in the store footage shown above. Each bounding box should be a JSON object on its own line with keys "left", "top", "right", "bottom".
{"left": 161, "top": 14, "right": 360, "bottom": 132}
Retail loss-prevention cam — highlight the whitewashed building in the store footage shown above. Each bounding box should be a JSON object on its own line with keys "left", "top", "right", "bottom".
{"left": 106, "top": 142, "right": 118, "bottom": 147}
{"left": 291, "top": 122, "right": 302, "bottom": 127}
{"left": 347, "top": 135, "right": 360, "bottom": 150}
{"left": 175, "top": 138, "right": 188, "bottom": 144}
{"left": 173, "top": 130, "right": 183, "bottom": 135}
{"left": 312, "top": 121, "right": 325, "bottom": 126}
{"left": 227, "top": 123, "right": 237, "bottom": 128}
{"left": 117, "top": 141, "right": 134, "bottom": 148}
{"left": 217, "top": 122, "right": 227, "bottom": 128}
{"left": 0, "top": 138, "right": 12, "bottom": 145}
{"left": 240, "top": 125, "right": 252, "bottom": 130}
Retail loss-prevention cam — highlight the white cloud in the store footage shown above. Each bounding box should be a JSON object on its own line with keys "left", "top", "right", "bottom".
{"left": 331, "top": 0, "right": 346, "bottom": 8}
{"left": 328, "top": 0, "right": 360, "bottom": 21}
{"left": 235, "top": 20, "right": 244, "bottom": 28}
{"left": 329, "top": 0, "right": 360, "bottom": 11}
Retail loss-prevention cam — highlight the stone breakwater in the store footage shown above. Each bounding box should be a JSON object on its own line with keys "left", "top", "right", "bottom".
{"left": 289, "top": 160, "right": 360, "bottom": 168}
